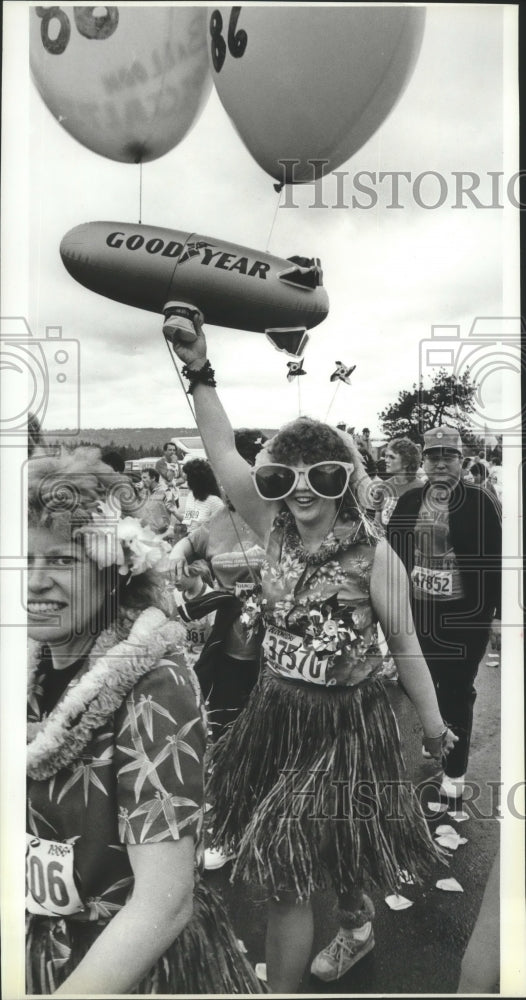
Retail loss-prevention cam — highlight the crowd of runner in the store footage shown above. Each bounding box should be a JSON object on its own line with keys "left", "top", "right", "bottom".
{"left": 25, "top": 320, "right": 502, "bottom": 995}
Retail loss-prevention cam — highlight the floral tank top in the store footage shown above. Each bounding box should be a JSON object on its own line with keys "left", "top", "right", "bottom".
{"left": 258, "top": 512, "right": 383, "bottom": 688}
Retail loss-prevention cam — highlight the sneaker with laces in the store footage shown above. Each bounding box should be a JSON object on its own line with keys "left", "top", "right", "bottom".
{"left": 311, "top": 926, "right": 375, "bottom": 981}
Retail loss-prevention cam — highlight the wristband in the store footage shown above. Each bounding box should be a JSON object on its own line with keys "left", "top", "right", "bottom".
{"left": 181, "top": 359, "right": 217, "bottom": 394}
{"left": 423, "top": 726, "right": 449, "bottom": 757}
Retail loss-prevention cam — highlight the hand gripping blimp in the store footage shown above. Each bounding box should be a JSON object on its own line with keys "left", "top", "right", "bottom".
{"left": 60, "top": 223, "right": 329, "bottom": 356}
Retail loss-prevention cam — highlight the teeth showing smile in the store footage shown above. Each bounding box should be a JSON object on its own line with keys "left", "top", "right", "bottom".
{"left": 292, "top": 496, "right": 315, "bottom": 506}
{"left": 28, "top": 602, "right": 65, "bottom": 614}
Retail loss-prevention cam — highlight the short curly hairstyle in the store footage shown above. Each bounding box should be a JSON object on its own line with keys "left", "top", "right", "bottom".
{"left": 387, "top": 437, "right": 422, "bottom": 475}
{"left": 183, "top": 458, "right": 221, "bottom": 501}
{"left": 268, "top": 417, "right": 352, "bottom": 465}
{"left": 264, "top": 417, "right": 366, "bottom": 524}
{"left": 28, "top": 447, "right": 165, "bottom": 619}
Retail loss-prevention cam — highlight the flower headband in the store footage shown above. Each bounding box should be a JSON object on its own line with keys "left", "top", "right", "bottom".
{"left": 76, "top": 500, "right": 171, "bottom": 577}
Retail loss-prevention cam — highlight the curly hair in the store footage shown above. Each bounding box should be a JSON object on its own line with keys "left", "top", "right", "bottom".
{"left": 28, "top": 447, "right": 165, "bottom": 618}
{"left": 265, "top": 418, "right": 366, "bottom": 524}
{"left": 387, "top": 437, "right": 422, "bottom": 475}
{"left": 183, "top": 458, "right": 221, "bottom": 501}
{"left": 268, "top": 417, "right": 352, "bottom": 465}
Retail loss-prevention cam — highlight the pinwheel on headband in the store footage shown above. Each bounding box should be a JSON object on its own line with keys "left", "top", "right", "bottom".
{"left": 286, "top": 359, "right": 307, "bottom": 382}
{"left": 330, "top": 361, "right": 356, "bottom": 385}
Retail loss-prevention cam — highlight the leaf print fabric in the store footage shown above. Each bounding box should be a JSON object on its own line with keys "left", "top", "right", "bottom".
{"left": 115, "top": 665, "right": 205, "bottom": 845}
{"left": 27, "top": 657, "right": 206, "bottom": 919}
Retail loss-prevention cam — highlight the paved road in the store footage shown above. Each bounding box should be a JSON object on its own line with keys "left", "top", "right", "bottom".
{"left": 205, "top": 647, "right": 500, "bottom": 994}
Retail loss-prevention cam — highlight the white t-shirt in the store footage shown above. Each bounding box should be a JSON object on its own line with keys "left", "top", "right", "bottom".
{"left": 488, "top": 466, "right": 502, "bottom": 502}
{"left": 182, "top": 492, "right": 224, "bottom": 528}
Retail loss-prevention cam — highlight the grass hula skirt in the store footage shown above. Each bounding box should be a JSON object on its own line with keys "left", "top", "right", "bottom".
{"left": 207, "top": 669, "right": 446, "bottom": 900}
{"left": 26, "top": 879, "right": 263, "bottom": 995}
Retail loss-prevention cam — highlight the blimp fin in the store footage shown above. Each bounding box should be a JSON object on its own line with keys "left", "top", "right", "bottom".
{"left": 279, "top": 256, "right": 324, "bottom": 290}
{"left": 266, "top": 329, "right": 309, "bottom": 357}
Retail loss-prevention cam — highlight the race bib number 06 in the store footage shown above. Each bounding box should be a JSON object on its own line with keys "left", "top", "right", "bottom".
{"left": 411, "top": 566, "right": 453, "bottom": 596}
{"left": 263, "top": 625, "right": 328, "bottom": 685}
{"left": 26, "top": 834, "right": 84, "bottom": 916}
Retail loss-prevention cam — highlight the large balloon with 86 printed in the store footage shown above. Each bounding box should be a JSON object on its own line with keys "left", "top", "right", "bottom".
{"left": 208, "top": 6, "right": 426, "bottom": 184}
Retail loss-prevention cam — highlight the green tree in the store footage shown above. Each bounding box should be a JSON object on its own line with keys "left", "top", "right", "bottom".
{"left": 378, "top": 368, "right": 478, "bottom": 444}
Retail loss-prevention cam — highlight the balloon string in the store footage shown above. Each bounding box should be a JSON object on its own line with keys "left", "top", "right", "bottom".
{"left": 325, "top": 382, "right": 341, "bottom": 422}
{"left": 163, "top": 336, "right": 197, "bottom": 425}
{"left": 265, "top": 188, "right": 282, "bottom": 252}
{"left": 224, "top": 506, "right": 260, "bottom": 585}
{"left": 138, "top": 163, "right": 143, "bottom": 224}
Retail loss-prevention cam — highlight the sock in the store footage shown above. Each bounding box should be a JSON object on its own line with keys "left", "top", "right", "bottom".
{"left": 350, "top": 921, "right": 372, "bottom": 942}
{"left": 441, "top": 774, "right": 465, "bottom": 796}
{"left": 339, "top": 921, "right": 371, "bottom": 943}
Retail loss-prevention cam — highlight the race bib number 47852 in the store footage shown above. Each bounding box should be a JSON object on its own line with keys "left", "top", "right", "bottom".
{"left": 263, "top": 625, "right": 328, "bottom": 685}
{"left": 411, "top": 566, "right": 453, "bottom": 596}
{"left": 26, "top": 834, "right": 84, "bottom": 916}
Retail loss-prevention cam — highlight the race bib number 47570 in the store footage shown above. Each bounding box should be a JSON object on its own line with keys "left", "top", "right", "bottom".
{"left": 26, "top": 834, "right": 84, "bottom": 916}
{"left": 263, "top": 625, "right": 328, "bottom": 685}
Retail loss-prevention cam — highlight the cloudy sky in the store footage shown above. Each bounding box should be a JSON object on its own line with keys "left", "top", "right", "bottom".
{"left": 0, "top": 9, "right": 523, "bottom": 990}
{"left": 2, "top": 3, "right": 520, "bottom": 439}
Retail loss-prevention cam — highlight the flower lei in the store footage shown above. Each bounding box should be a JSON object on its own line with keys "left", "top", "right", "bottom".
{"left": 276, "top": 509, "right": 374, "bottom": 567}
{"left": 76, "top": 500, "right": 172, "bottom": 577}
{"left": 27, "top": 607, "right": 187, "bottom": 781}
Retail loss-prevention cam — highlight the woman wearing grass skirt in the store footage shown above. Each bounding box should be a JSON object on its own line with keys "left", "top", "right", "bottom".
{"left": 26, "top": 448, "right": 262, "bottom": 995}
{"left": 166, "top": 320, "right": 457, "bottom": 993}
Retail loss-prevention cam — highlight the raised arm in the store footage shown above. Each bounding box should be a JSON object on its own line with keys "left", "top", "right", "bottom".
{"left": 370, "top": 538, "right": 457, "bottom": 753}
{"left": 165, "top": 323, "right": 271, "bottom": 543}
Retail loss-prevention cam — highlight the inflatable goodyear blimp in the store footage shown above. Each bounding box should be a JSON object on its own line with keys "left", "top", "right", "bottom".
{"left": 60, "top": 223, "right": 329, "bottom": 356}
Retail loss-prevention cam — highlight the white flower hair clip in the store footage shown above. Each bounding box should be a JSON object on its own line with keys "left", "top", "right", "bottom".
{"left": 77, "top": 500, "right": 171, "bottom": 577}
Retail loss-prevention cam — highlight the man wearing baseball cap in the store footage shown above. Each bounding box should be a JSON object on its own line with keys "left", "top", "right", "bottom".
{"left": 386, "top": 425, "right": 501, "bottom": 804}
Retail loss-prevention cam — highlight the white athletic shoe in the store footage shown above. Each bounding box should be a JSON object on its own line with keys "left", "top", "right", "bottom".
{"left": 311, "top": 925, "right": 375, "bottom": 981}
{"left": 255, "top": 963, "right": 267, "bottom": 983}
{"left": 204, "top": 847, "right": 236, "bottom": 871}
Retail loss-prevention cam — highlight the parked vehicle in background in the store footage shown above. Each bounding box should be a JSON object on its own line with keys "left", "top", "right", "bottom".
{"left": 170, "top": 436, "right": 207, "bottom": 463}
{"left": 123, "top": 438, "right": 206, "bottom": 474}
